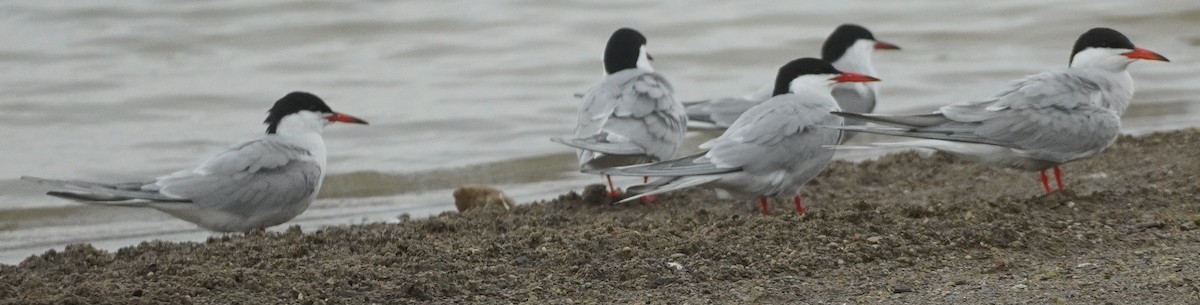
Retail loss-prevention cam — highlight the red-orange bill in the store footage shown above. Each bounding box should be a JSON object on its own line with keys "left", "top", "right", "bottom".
{"left": 1121, "top": 48, "right": 1169, "bottom": 62}
{"left": 874, "top": 41, "right": 901, "bottom": 50}
{"left": 328, "top": 112, "right": 369, "bottom": 124}
{"left": 832, "top": 72, "right": 881, "bottom": 83}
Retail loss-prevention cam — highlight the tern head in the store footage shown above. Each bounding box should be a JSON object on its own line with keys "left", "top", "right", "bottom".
{"left": 603, "top": 27, "right": 653, "bottom": 74}
{"left": 1069, "top": 27, "right": 1168, "bottom": 70}
{"left": 773, "top": 58, "right": 880, "bottom": 96}
{"left": 264, "top": 92, "right": 368, "bottom": 134}
{"left": 821, "top": 24, "right": 900, "bottom": 64}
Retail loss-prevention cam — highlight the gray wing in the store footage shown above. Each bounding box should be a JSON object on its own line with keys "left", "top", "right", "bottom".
{"left": 831, "top": 82, "right": 876, "bottom": 115}
{"left": 20, "top": 138, "right": 322, "bottom": 210}
{"left": 152, "top": 139, "right": 323, "bottom": 213}
{"left": 702, "top": 93, "right": 843, "bottom": 173}
{"left": 833, "top": 70, "right": 1121, "bottom": 162}
{"left": 595, "top": 93, "right": 842, "bottom": 177}
{"left": 684, "top": 97, "right": 761, "bottom": 127}
{"left": 684, "top": 82, "right": 773, "bottom": 128}
{"left": 564, "top": 69, "right": 687, "bottom": 164}
{"left": 585, "top": 151, "right": 738, "bottom": 177}
{"left": 830, "top": 82, "right": 876, "bottom": 143}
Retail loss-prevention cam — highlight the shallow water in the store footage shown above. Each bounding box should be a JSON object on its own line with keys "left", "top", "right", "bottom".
{"left": 1, "top": 0, "right": 1198, "bottom": 263}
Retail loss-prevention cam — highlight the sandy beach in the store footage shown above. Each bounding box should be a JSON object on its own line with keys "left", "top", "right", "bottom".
{"left": 3, "top": 129, "right": 1200, "bottom": 304}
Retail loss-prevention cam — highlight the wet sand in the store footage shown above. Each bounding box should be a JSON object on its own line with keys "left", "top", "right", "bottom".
{"left": 3, "top": 129, "right": 1200, "bottom": 304}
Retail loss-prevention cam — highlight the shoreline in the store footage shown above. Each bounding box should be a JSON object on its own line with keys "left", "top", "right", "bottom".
{"left": 3, "top": 129, "right": 1199, "bottom": 304}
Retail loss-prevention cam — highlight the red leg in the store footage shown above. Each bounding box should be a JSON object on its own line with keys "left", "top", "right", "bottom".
{"left": 1039, "top": 170, "right": 1051, "bottom": 194}
{"left": 606, "top": 175, "right": 621, "bottom": 198}
{"left": 758, "top": 196, "right": 770, "bottom": 215}
{"left": 1052, "top": 166, "right": 1064, "bottom": 190}
{"left": 793, "top": 195, "right": 806, "bottom": 215}
{"left": 639, "top": 176, "right": 658, "bottom": 203}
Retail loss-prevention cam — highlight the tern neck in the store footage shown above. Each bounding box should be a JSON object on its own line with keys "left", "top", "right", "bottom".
{"left": 1070, "top": 48, "right": 1135, "bottom": 72}
{"left": 270, "top": 111, "right": 327, "bottom": 136}
{"left": 830, "top": 40, "right": 877, "bottom": 75}
{"left": 1100, "top": 70, "right": 1135, "bottom": 116}
{"left": 786, "top": 75, "right": 837, "bottom": 97}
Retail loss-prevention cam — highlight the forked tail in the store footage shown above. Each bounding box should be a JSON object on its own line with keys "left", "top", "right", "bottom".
{"left": 619, "top": 175, "right": 720, "bottom": 203}
{"left": 20, "top": 176, "right": 189, "bottom": 204}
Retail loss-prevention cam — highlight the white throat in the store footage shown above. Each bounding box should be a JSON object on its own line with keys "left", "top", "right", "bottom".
{"left": 831, "top": 39, "right": 877, "bottom": 75}
{"left": 788, "top": 74, "right": 838, "bottom": 96}
{"left": 269, "top": 110, "right": 329, "bottom": 170}
{"left": 1070, "top": 47, "right": 1136, "bottom": 72}
{"left": 275, "top": 110, "right": 328, "bottom": 136}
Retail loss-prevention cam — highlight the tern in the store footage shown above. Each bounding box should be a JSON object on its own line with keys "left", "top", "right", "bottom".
{"left": 686, "top": 23, "right": 899, "bottom": 136}
{"left": 552, "top": 27, "right": 688, "bottom": 199}
{"left": 830, "top": 28, "right": 1168, "bottom": 193}
{"left": 23, "top": 91, "right": 368, "bottom": 232}
{"left": 590, "top": 58, "right": 879, "bottom": 215}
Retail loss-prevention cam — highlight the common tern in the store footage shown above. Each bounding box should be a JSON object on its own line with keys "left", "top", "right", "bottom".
{"left": 23, "top": 92, "right": 368, "bottom": 232}
{"left": 830, "top": 27, "right": 1168, "bottom": 193}
{"left": 686, "top": 24, "right": 899, "bottom": 136}
{"left": 590, "top": 58, "right": 879, "bottom": 214}
{"left": 552, "top": 27, "right": 688, "bottom": 199}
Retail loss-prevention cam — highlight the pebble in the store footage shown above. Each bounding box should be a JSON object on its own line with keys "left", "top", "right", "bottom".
{"left": 666, "top": 262, "right": 684, "bottom": 270}
{"left": 1012, "top": 284, "right": 1027, "bottom": 290}
{"left": 453, "top": 185, "right": 515, "bottom": 212}
{"left": 867, "top": 236, "right": 882, "bottom": 243}
{"left": 670, "top": 253, "right": 686, "bottom": 258}
{"left": 1133, "top": 221, "right": 1164, "bottom": 231}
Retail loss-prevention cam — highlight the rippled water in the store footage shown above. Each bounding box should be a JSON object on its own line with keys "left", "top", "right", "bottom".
{"left": 1, "top": 0, "right": 1198, "bottom": 262}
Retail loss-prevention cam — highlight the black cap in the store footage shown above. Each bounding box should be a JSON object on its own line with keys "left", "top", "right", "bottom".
{"left": 603, "top": 27, "right": 649, "bottom": 74}
{"left": 822, "top": 24, "right": 876, "bottom": 62}
{"left": 1070, "top": 27, "right": 1136, "bottom": 65}
{"left": 773, "top": 58, "right": 843, "bottom": 96}
{"left": 265, "top": 92, "right": 333, "bottom": 134}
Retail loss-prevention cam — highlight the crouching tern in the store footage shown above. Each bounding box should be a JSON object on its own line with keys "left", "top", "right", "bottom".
{"left": 552, "top": 27, "right": 688, "bottom": 200}
{"left": 23, "top": 92, "right": 368, "bottom": 232}
{"left": 589, "top": 58, "right": 878, "bottom": 214}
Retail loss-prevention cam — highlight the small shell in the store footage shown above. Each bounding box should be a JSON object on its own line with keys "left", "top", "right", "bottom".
{"left": 453, "top": 185, "right": 515, "bottom": 212}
